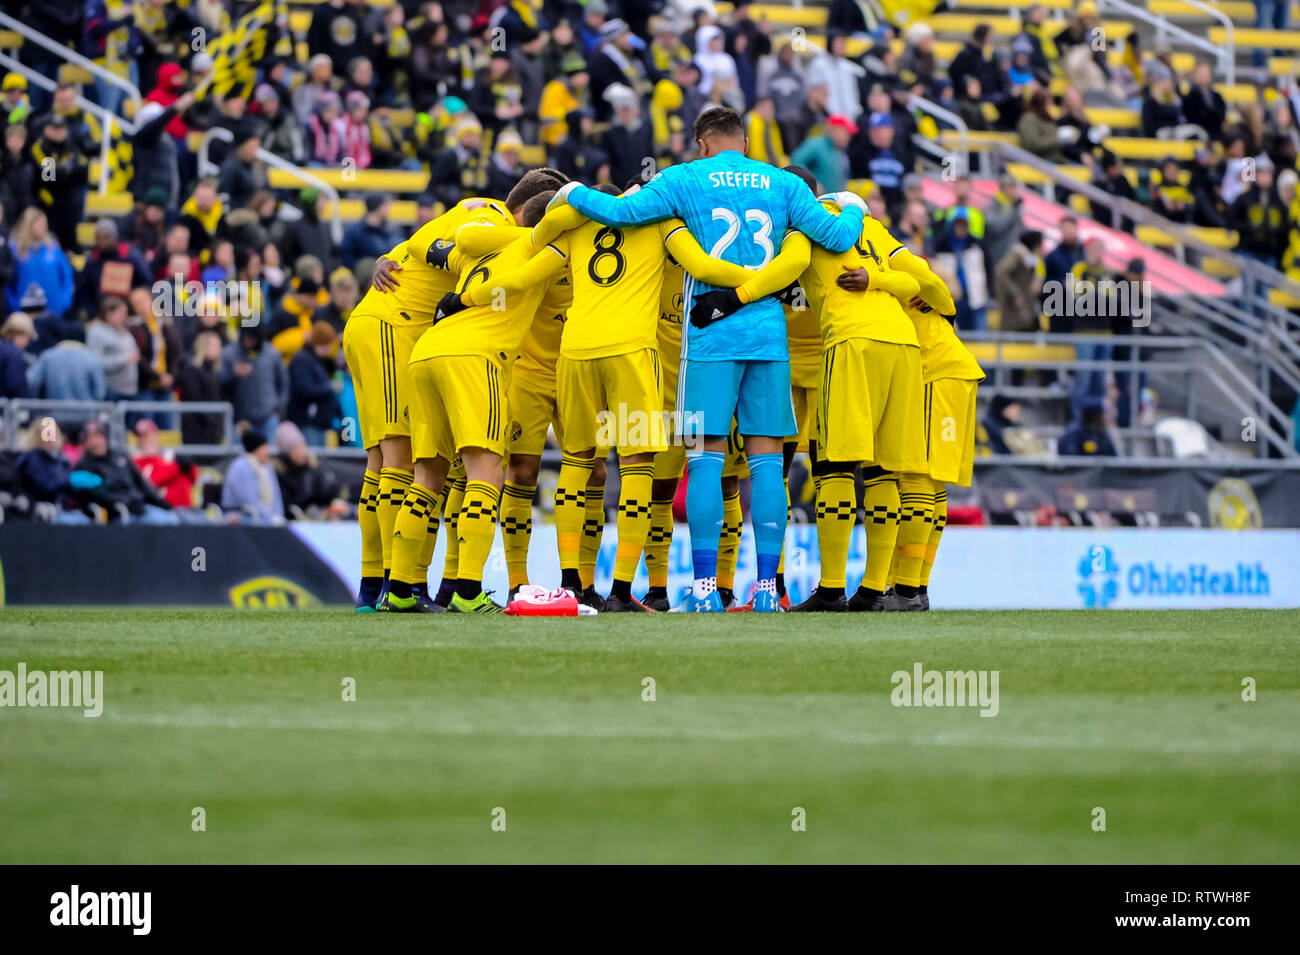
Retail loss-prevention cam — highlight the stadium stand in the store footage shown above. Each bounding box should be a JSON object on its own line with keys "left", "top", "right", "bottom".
{"left": 0, "top": 0, "right": 1296, "bottom": 531}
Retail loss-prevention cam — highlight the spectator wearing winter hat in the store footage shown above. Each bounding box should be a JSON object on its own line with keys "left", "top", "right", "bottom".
{"left": 294, "top": 54, "right": 337, "bottom": 126}
{"left": 601, "top": 85, "right": 656, "bottom": 188}
{"left": 218, "top": 124, "right": 267, "bottom": 210}
{"left": 222, "top": 429, "right": 284, "bottom": 524}
{"left": 85, "top": 296, "right": 140, "bottom": 402}
{"left": 74, "top": 421, "right": 179, "bottom": 524}
{"left": 254, "top": 82, "right": 306, "bottom": 165}
{"left": 78, "top": 218, "right": 153, "bottom": 313}
{"left": 1228, "top": 155, "right": 1290, "bottom": 268}
{"left": 0, "top": 73, "right": 29, "bottom": 128}
{"left": 342, "top": 90, "right": 373, "bottom": 170}
{"left": 589, "top": 18, "right": 651, "bottom": 121}
{"left": 850, "top": 112, "right": 908, "bottom": 218}
{"left": 287, "top": 321, "right": 342, "bottom": 448}
{"left": 487, "top": 128, "right": 529, "bottom": 199}
{"left": 308, "top": 92, "right": 347, "bottom": 166}
{"left": 274, "top": 420, "right": 346, "bottom": 517}
{"left": 540, "top": 52, "right": 591, "bottom": 148}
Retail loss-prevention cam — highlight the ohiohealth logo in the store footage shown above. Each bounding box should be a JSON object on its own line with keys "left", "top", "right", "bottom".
{"left": 1078, "top": 544, "right": 1271, "bottom": 607}
{"left": 1078, "top": 545, "right": 1120, "bottom": 608}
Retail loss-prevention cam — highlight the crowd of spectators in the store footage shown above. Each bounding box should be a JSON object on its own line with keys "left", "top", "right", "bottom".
{"left": 0, "top": 0, "right": 1296, "bottom": 510}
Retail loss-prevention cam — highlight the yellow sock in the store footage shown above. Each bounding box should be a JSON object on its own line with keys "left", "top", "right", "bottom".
{"left": 920, "top": 481, "right": 948, "bottom": 588}
{"left": 456, "top": 481, "right": 500, "bottom": 585}
{"left": 377, "top": 467, "right": 413, "bottom": 571}
{"left": 860, "top": 471, "right": 901, "bottom": 593}
{"left": 895, "top": 473, "right": 934, "bottom": 589}
{"left": 441, "top": 469, "right": 466, "bottom": 584}
{"left": 645, "top": 497, "right": 675, "bottom": 589}
{"left": 390, "top": 483, "right": 439, "bottom": 586}
{"left": 716, "top": 487, "right": 742, "bottom": 592}
{"left": 815, "top": 473, "right": 856, "bottom": 589}
{"left": 580, "top": 480, "right": 606, "bottom": 589}
{"left": 416, "top": 485, "right": 446, "bottom": 582}
{"left": 500, "top": 481, "right": 535, "bottom": 590}
{"left": 358, "top": 469, "right": 383, "bottom": 578}
{"left": 555, "top": 453, "right": 593, "bottom": 580}
{"left": 613, "top": 463, "right": 654, "bottom": 585}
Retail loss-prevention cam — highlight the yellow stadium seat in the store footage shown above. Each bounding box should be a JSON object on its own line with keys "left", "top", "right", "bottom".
{"left": 966, "top": 342, "right": 1078, "bottom": 364}
{"left": 948, "top": 0, "right": 1071, "bottom": 8}
{"left": 1136, "top": 224, "right": 1240, "bottom": 249}
{"left": 1103, "top": 137, "right": 1198, "bottom": 161}
{"left": 1148, "top": 0, "right": 1256, "bottom": 19}
{"left": 925, "top": 14, "right": 1133, "bottom": 38}
{"left": 938, "top": 129, "right": 1019, "bottom": 149}
{"left": 981, "top": 101, "right": 1000, "bottom": 123}
{"left": 59, "top": 64, "right": 94, "bottom": 85}
{"left": 1202, "top": 258, "right": 1240, "bottom": 279}
{"left": 744, "top": 4, "right": 828, "bottom": 27}
{"left": 1085, "top": 107, "right": 1141, "bottom": 129}
{"left": 1069, "top": 194, "right": 1090, "bottom": 214}
{"left": 1268, "top": 288, "right": 1300, "bottom": 309}
{"left": 289, "top": 11, "right": 311, "bottom": 33}
{"left": 1210, "top": 27, "right": 1300, "bottom": 49}
{"left": 76, "top": 222, "right": 97, "bottom": 247}
{"left": 1220, "top": 85, "right": 1258, "bottom": 105}
{"left": 267, "top": 167, "right": 430, "bottom": 192}
{"left": 0, "top": 30, "right": 23, "bottom": 49}
{"left": 84, "top": 191, "right": 134, "bottom": 216}
{"left": 388, "top": 108, "right": 415, "bottom": 128}
{"left": 518, "top": 144, "right": 546, "bottom": 166}
{"left": 1005, "top": 162, "right": 1091, "bottom": 185}
{"left": 1269, "top": 56, "right": 1300, "bottom": 75}
{"left": 335, "top": 198, "right": 420, "bottom": 224}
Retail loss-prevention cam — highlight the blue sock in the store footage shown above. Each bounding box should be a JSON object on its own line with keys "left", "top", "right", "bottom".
{"left": 685, "top": 449, "right": 725, "bottom": 579}
{"left": 748, "top": 453, "right": 786, "bottom": 581}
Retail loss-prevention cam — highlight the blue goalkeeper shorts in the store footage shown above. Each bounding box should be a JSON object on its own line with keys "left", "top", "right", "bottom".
{"left": 678, "top": 358, "right": 797, "bottom": 439}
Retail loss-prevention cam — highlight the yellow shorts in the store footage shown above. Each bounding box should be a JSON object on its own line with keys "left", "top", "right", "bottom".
{"left": 557, "top": 347, "right": 667, "bottom": 455}
{"left": 790, "top": 384, "right": 818, "bottom": 453}
{"left": 654, "top": 443, "right": 686, "bottom": 481}
{"left": 409, "top": 354, "right": 509, "bottom": 462}
{"left": 924, "top": 377, "right": 980, "bottom": 487}
{"left": 342, "top": 311, "right": 423, "bottom": 446}
{"left": 506, "top": 370, "right": 560, "bottom": 457}
{"left": 817, "top": 338, "right": 926, "bottom": 472}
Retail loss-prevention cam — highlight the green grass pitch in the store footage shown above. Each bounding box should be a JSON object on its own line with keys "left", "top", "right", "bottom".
{"left": 2, "top": 608, "right": 1297, "bottom": 864}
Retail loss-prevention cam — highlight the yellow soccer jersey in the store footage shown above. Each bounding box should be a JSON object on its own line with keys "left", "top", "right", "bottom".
{"left": 516, "top": 268, "right": 572, "bottom": 380}
{"left": 556, "top": 218, "right": 685, "bottom": 361}
{"left": 800, "top": 210, "right": 919, "bottom": 349}
{"left": 907, "top": 305, "right": 985, "bottom": 384}
{"left": 785, "top": 300, "right": 822, "bottom": 369}
{"left": 358, "top": 197, "right": 512, "bottom": 329}
{"left": 657, "top": 256, "right": 686, "bottom": 383}
{"left": 410, "top": 238, "right": 568, "bottom": 365}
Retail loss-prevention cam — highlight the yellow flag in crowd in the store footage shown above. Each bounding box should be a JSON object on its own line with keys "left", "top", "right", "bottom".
{"left": 199, "top": 0, "right": 288, "bottom": 101}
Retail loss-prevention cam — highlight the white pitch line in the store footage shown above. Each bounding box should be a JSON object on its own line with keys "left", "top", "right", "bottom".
{"left": 77, "top": 711, "right": 1300, "bottom": 759}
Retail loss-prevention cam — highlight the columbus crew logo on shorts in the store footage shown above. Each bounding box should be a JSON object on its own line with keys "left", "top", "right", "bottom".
{"left": 509, "top": 420, "right": 523, "bottom": 442}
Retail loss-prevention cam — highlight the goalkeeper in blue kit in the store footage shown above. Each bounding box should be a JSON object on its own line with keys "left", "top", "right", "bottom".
{"left": 548, "top": 107, "right": 866, "bottom": 611}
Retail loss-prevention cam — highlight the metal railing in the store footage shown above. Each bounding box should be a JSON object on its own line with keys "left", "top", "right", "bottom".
{"left": 198, "top": 128, "right": 345, "bottom": 243}
{"left": 908, "top": 93, "right": 970, "bottom": 174}
{"left": 964, "top": 330, "right": 1297, "bottom": 457}
{"left": 0, "top": 50, "right": 135, "bottom": 194}
{"left": 3, "top": 399, "right": 236, "bottom": 456}
{"left": 1099, "top": 0, "right": 1236, "bottom": 84}
{"left": 0, "top": 10, "right": 142, "bottom": 119}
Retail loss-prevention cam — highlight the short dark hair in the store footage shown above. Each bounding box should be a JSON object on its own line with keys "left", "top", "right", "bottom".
{"left": 782, "top": 164, "right": 818, "bottom": 194}
{"left": 693, "top": 106, "right": 744, "bottom": 143}
{"left": 505, "top": 168, "right": 569, "bottom": 211}
{"left": 519, "top": 190, "right": 555, "bottom": 228}
{"left": 622, "top": 173, "right": 651, "bottom": 192}
{"left": 973, "top": 23, "right": 992, "bottom": 44}
{"left": 597, "top": 183, "right": 621, "bottom": 196}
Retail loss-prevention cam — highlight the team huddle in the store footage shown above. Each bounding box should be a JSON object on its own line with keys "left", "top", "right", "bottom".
{"left": 341, "top": 106, "right": 983, "bottom": 614}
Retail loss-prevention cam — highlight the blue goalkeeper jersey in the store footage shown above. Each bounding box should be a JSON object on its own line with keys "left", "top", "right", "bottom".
{"left": 565, "top": 150, "right": 864, "bottom": 363}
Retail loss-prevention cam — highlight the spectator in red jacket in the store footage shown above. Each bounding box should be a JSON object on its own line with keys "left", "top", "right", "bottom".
{"left": 131, "top": 419, "right": 197, "bottom": 510}
{"left": 145, "top": 62, "right": 191, "bottom": 141}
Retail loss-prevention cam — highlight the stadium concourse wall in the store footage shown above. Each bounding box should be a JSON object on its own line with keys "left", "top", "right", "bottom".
{"left": 1, "top": 522, "right": 1297, "bottom": 610}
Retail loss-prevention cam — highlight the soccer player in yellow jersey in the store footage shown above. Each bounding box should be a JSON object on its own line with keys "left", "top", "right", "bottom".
{"left": 344, "top": 168, "right": 566, "bottom": 612}
{"left": 837, "top": 259, "right": 984, "bottom": 611}
{"left": 451, "top": 181, "right": 761, "bottom": 610}
{"left": 380, "top": 190, "right": 566, "bottom": 614}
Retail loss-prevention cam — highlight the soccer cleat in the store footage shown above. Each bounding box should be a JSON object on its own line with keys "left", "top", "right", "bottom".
{"left": 603, "top": 594, "right": 654, "bottom": 612}
{"left": 354, "top": 578, "right": 383, "bottom": 613}
{"left": 640, "top": 590, "right": 671, "bottom": 612}
{"left": 377, "top": 591, "right": 442, "bottom": 613}
{"left": 411, "top": 583, "right": 448, "bottom": 613}
{"left": 847, "top": 589, "right": 887, "bottom": 612}
{"left": 690, "top": 591, "right": 724, "bottom": 613}
{"left": 718, "top": 590, "right": 735, "bottom": 611}
{"left": 449, "top": 591, "right": 506, "bottom": 614}
{"left": 432, "top": 580, "right": 456, "bottom": 608}
{"left": 726, "top": 598, "right": 753, "bottom": 612}
{"left": 919, "top": 593, "right": 930, "bottom": 611}
{"left": 578, "top": 586, "right": 605, "bottom": 611}
{"left": 779, "top": 593, "right": 792, "bottom": 611}
{"left": 790, "top": 588, "right": 849, "bottom": 612}
{"left": 752, "top": 589, "right": 784, "bottom": 613}
{"left": 881, "top": 588, "right": 925, "bottom": 612}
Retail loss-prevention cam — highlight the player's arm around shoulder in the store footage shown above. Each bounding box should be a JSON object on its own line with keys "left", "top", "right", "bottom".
{"left": 737, "top": 231, "right": 812, "bottom": 304}
{"left": 661, "top": 218, "right": 752, "bottom": 288}
{"left": 561, "top": 169, "right": 680, "bottom": 227}
{"left": 787, "top": 181, "right": 866, "bottom": 253}
{"left": 460, "top": 239, "right": 569, "bottom": 308}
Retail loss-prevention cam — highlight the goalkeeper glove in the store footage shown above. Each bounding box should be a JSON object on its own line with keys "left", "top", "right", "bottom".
{"left": 434, "top": 292, "right": 467, "bottom": 324}
{"left": 817, "top": 191, "right": 869, "bottom": 214}
{"left": 546, "top": 181, "right": 580, "bottom": 213}
{"left": 689, "top": 289, "right": 742, "bottom": 328}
